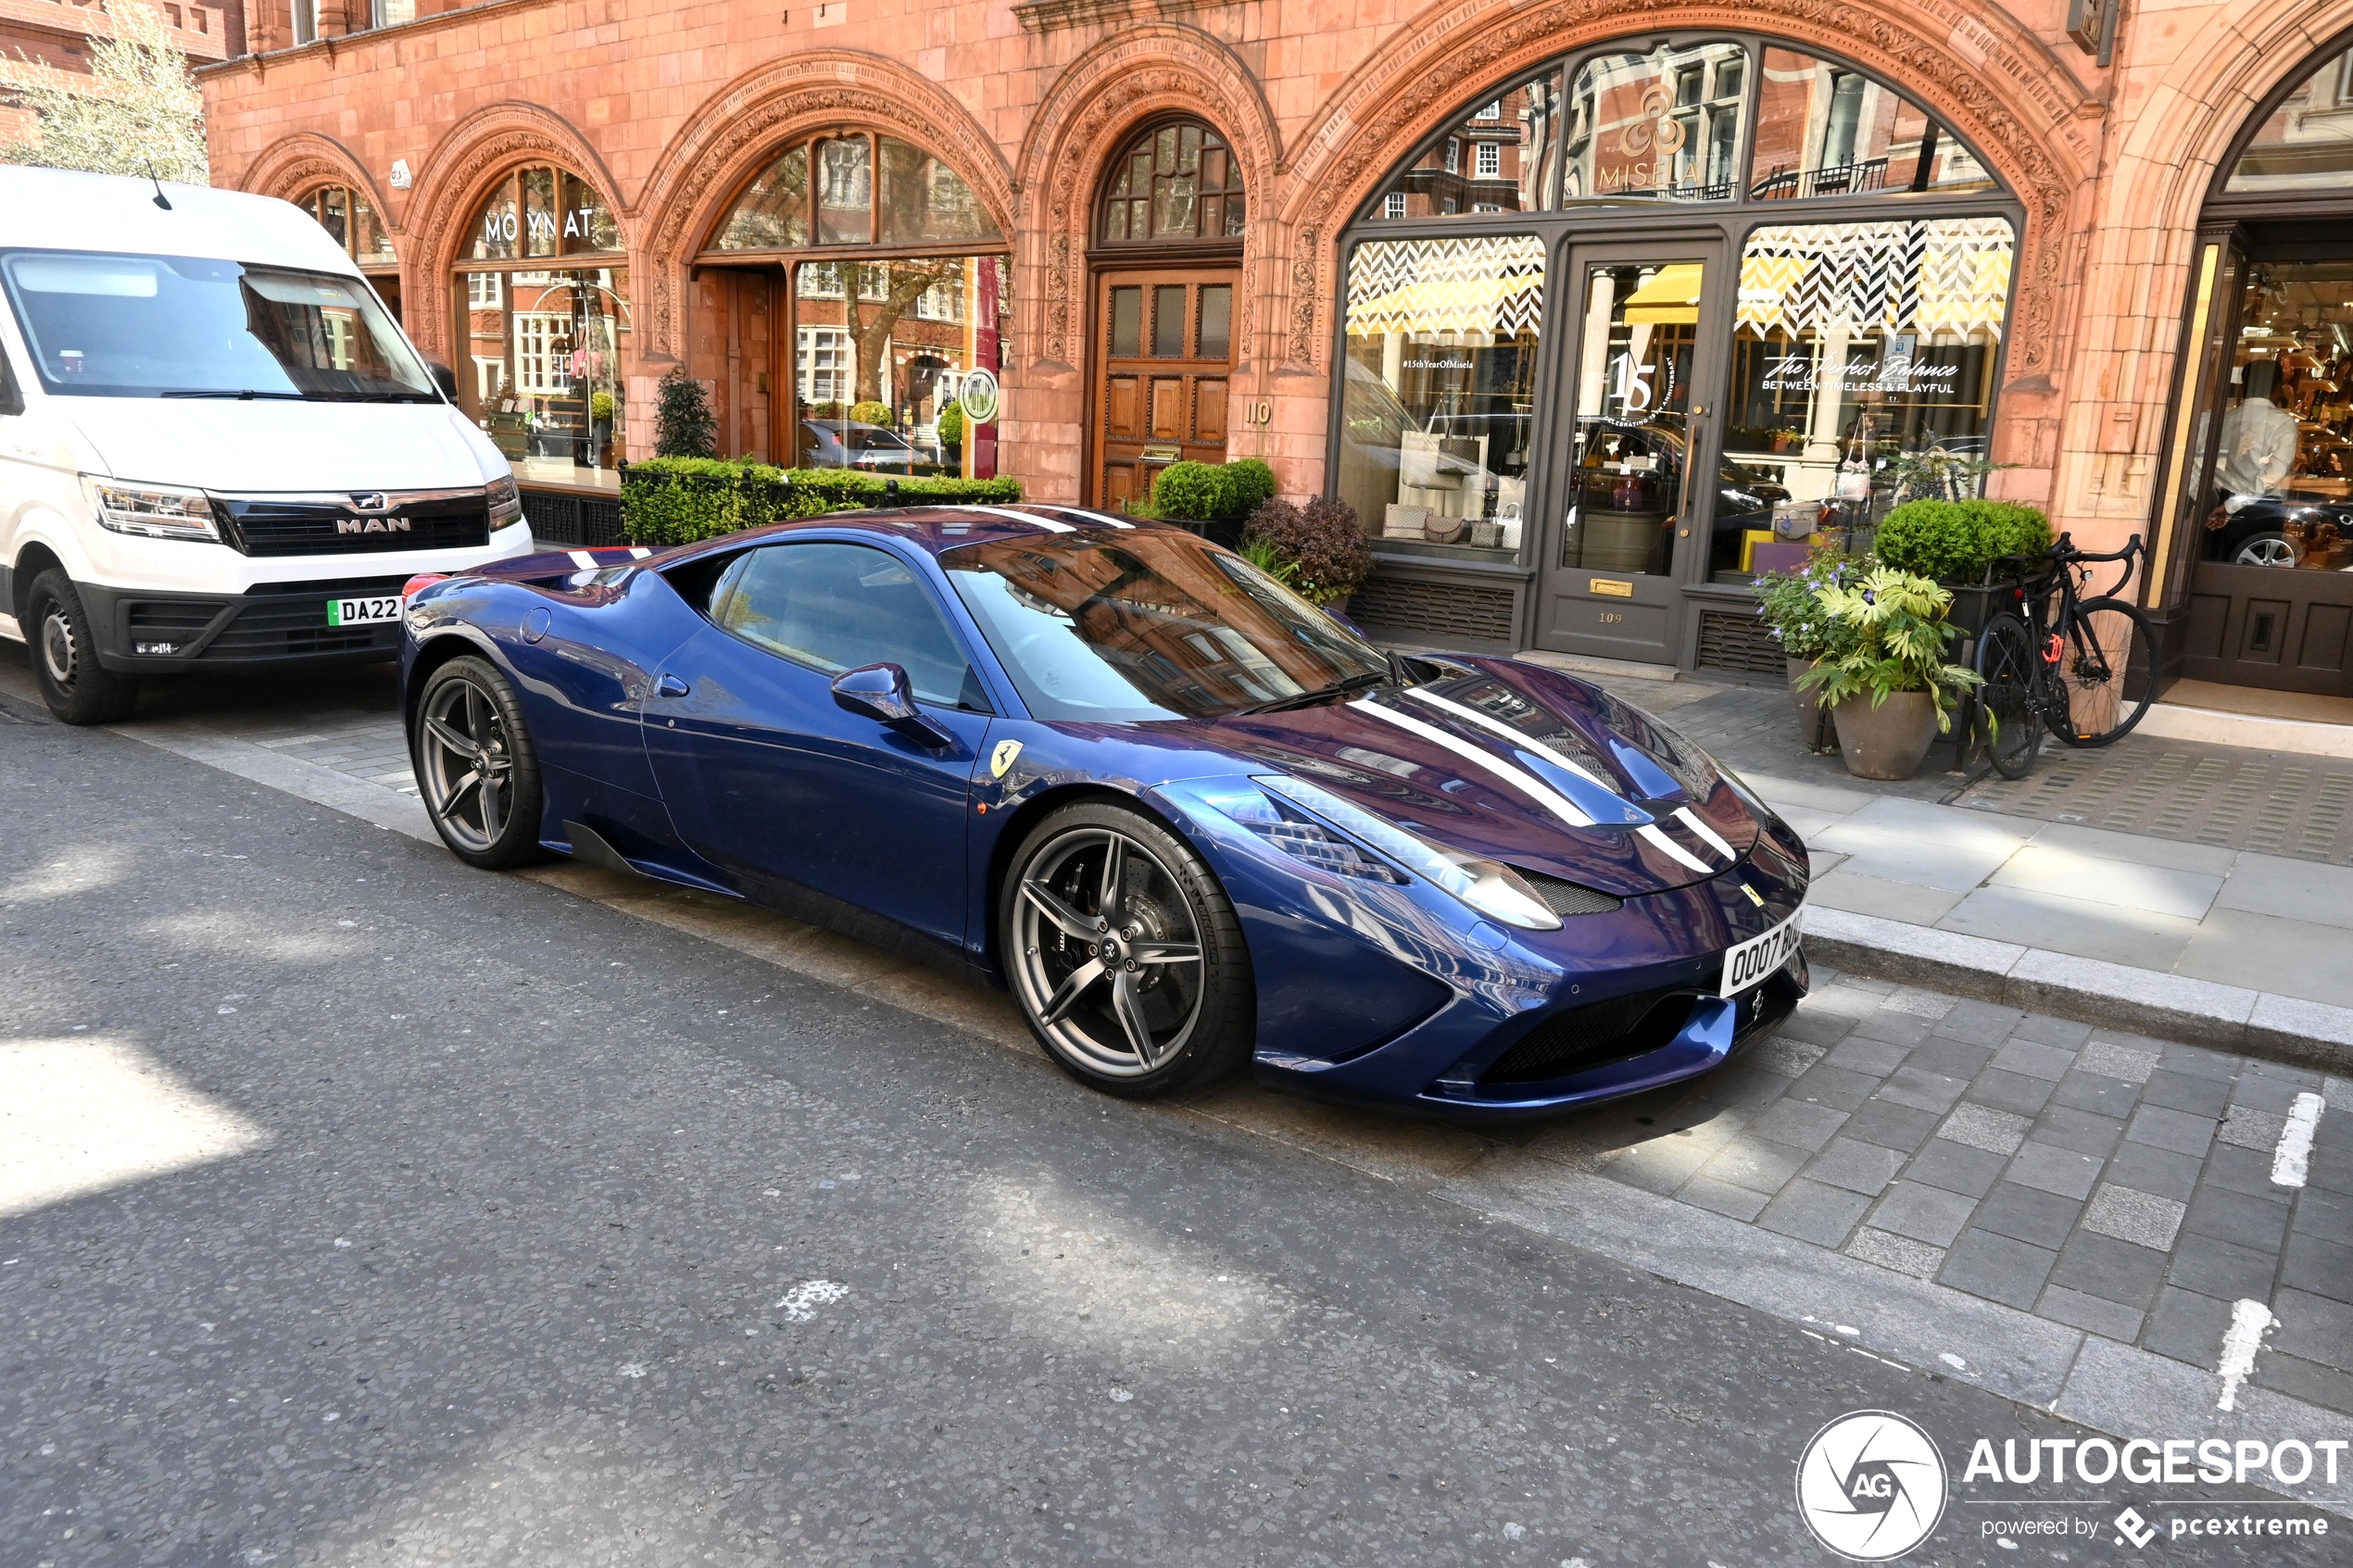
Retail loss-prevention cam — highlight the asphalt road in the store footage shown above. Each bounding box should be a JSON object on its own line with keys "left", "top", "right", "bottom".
{"left": 0, "top": 699, "right": 2333, "bottom": 1565}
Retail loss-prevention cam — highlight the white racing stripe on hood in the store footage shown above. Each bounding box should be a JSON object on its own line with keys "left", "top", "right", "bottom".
{"left": 1026, "top": 504, "right": 1134, "bottom": 529}
{"left": 1638, "top": 823, "right": 1713, "bottom": 874}
{"left": 960, "top": 506, "right": 1075, "bottom": 533}
{"left": 567, "top": 550, "right": 598, "bottom": 569}
{"left": 1674, "top": 806, "right": 1736, "bottom": 862}
{"left": 1401, "top": 686, "right": 1622, "bottom": 794}
{"left": 1349, "top": 698, "right": 1594, "bottom": 829}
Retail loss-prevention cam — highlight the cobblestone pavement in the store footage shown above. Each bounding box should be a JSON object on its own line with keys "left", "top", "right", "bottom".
{"left": 22, "top": 701, "right": 2339, "bottom": 1565}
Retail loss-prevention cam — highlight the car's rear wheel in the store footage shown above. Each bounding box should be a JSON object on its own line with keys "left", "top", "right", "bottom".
{"left": 25, "top": 569, "right": 139, "bottom": 726}
{"left": 413, "top": 654, "right": 547, "bottom": 869}
{"left": 1000, "top": 801, "right": 1253, "bottom": 1098}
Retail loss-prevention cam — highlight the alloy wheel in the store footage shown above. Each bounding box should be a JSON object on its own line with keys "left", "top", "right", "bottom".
{"left": 2233, "top": 534, "right": 2299, "bottom": 569}
{"left": 1009, "top": 827, "right": 1205, "bottom": 1077}
{"left": 417, "top": 675, "right": 515, "bottom": 854}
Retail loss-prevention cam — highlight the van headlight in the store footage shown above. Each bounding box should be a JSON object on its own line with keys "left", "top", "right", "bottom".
{"left": 83, "top": 478, "right": 219, "bottom": 542}
{"left": 486, "top": 474, "right": 523, "bottom": 531}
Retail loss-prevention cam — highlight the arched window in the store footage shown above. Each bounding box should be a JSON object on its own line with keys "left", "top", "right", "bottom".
{"left": 701, "top": 132, "right": 1008, "bottom": 476}
{"left": 455, "top": 165, "right": 629, "bottom": 478}
{"left": 296, "top": 183, "right": 400, "bottom": 318}
{"left": 2223, "top": 41, "right": 2353, "bottom": 192}
{"left": 1097, "top": 120, "right": 1245, "bottom": 245}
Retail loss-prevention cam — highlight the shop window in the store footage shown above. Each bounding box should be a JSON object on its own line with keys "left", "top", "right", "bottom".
{"left": 793, "top": 257, "right": 1008, "bottom": 477}
{"left": 466, "top": 167, "right": 621, "bottom": 261}
{"left": 1372, "top": 75, "right": 1559, "bottom": 220}
{"left": 1099, "top": 120, "right": 1245, "bottom": 244}
{"left": 297, "top": 184, "right": 396, "bottom": 268}
{"left": 1749, "top": 48, "right": 1993, "bottom": 200}
{"left": 710, "top": 136, "right": 1000, "bottom": 252}
{"left": 1563, "top": 44, "right": 1745, "bottom": 203}
{"left": 458, "top": 268, "right": 628, "bottom": 473}
{"left": 2188, "top": 258, "right": 2353, "bottom": 568}
{"left": 1337, "top": 234, "right": 1544, "bottom": 556}
{"left": 2224, "top": 43, "right": 2353, "bottom": 192}
{"left": 371, "top": 0, "right": 414, "bottom": 25}
{"left": 1719, "top": 217, "right": 2013, "bottom": 576}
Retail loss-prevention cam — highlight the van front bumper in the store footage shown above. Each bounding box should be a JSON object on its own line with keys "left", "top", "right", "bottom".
{"left": 78, "top": 575, "right": 417, "bottom": 674}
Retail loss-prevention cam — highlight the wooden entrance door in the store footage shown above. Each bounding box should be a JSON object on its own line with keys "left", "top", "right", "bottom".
{"left": 1093, "top": 269, "right": 1236, "bottom": 512}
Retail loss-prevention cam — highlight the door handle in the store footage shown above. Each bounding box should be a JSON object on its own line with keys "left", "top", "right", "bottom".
{"left": 655, "top": 673, "right": 690, "bottom": 698}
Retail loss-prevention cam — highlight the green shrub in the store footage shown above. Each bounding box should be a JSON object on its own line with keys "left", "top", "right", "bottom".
{"left": 653, "top": 365, "right": 716, "bottom": 458}
{"left": 1146, "top": 458, "right": 1276, "bottom": 521}
{"left": 1224, "top": 458, "right": 1277, "bottom": 517}
{"left": 1240, "top": 495, "right": 1371, "bottom": 604}
{"left": 936, "top": 402, "right": 964, "bottom": 448}
{"left": 849, "top": 399, "right": 893, "bottom": 428}
{"left": 1875, "top": 499, "right": 2053, "bottom": 584}
{"left": 622, "top": 458, "right": 1022, "bottom": 546}
{"left": 589, "top": 390, "right": 615, "bottom": 423}
{"left": 1796, "top": 566, "right": 1981, "bottom": 731}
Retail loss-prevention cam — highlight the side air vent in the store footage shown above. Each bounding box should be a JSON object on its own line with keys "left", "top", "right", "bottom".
{"left": 1516, "top": 871, "right": 1624, "bottom": 916}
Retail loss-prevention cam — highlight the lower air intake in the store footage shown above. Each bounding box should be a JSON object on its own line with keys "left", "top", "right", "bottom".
{"left": 1478, "top": 986, "right": 1699, "bottom": 1085}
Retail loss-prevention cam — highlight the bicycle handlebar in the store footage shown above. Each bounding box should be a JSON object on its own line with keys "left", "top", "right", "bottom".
{"left": 1984, "top": 533, "right": 2144, "bottom": 600}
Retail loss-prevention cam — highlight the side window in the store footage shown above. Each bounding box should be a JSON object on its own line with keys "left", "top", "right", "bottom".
{"left": 711, "top": 541, "right": 987, "bottom": 709}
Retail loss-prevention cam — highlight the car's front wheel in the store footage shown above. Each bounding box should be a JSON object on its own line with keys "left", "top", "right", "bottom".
{"left": 1000, "top": 801, "right": 1253, "bottom": 1098}
{"left": 25, "top": 569, "right": 139, "bottom": 726}
{"left": 412, "top": 654, "right": 547, "bottom": 869}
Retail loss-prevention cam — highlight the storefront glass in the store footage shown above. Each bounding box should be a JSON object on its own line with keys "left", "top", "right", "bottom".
{"left": 1722, "top": 217, "right": 2012, "bottom": 573}
{"left": 793, "top": 257, "right": 1008, "bottom": 477}
{"left": 1100, "top": 122, "right": 1245, "bottom": 244}
{"left": 1560, "top": 261, "right": 1702, "bottom": 577}
{"left": 1563, "top": 43, "right": 1748, "bottom": 203}
{"left": 1338, "top": 234, "right": 1543, "bottom": 557}
{"left": 1750, "top": 48, "right": 1994, "bottom": 199}
{"left": 2223, "top": 43, "right": 2353, "bottom": 193}
{"left": 1370, "top": 76, "right": 1561, "bottom": 220}
{"left": 2190, "top": 258, "right": 2353, "bottom": 569}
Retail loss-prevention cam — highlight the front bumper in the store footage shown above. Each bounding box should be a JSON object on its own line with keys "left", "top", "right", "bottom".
{"left": 80, "top": 575, "right": 414, "bottom": 674}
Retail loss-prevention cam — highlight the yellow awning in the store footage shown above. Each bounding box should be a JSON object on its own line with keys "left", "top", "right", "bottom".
{"left": 1623, "top": 263, "right": 1704, "bottom": 324}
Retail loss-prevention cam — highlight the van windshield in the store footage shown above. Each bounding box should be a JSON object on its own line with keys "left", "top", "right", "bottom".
{"left": 0, "top": 249, "right": 437, "bottom": 401}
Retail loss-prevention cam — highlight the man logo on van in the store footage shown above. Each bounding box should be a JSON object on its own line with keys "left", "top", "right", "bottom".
{"left": 336, "top": 517, "right": 411, "bottom": 534}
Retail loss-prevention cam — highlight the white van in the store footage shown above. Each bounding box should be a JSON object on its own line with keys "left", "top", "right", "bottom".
{"left": 0, "top": 167, "right": 535, "bottom": 723}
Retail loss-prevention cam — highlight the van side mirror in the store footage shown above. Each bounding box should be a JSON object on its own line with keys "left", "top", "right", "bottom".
{"left": 424, "top": 359, "right": 459, "bottom": 401}
{"left": 832, "top": 662, "right": 952, "bottom": 747}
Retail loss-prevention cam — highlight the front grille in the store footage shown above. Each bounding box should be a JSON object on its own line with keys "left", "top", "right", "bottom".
{"left": 245, "top": 573, "right": 413, "bottom": 597}
{"left": 202, "top": 598, "right": 396, "bottom": 659}
{"left": 125, "top": 599, "right": 225, "bottom": 646}
{"left": 1518, "top": 871, "right": 1623, "bottom": 916}
{"left": 1479, "top": 985, "right": 1699, "bottom": 1084}
{"left": 216, "top": 489, "right": 490, "bottom": 557}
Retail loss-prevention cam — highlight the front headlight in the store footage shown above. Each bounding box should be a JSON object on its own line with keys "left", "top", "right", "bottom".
{"left": 83, "top": 477, "right": 219, "bottom": 542}
{"left": 486, "top": 474, "right": 523, "bottom": 531}
{"left": 1252, "top": 774, "right": 1563, "bottom": 931}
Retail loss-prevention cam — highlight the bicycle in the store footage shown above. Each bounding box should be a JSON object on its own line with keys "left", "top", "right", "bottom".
{"left": 1971, "top": 533, "right": 2158, "bottom": 780}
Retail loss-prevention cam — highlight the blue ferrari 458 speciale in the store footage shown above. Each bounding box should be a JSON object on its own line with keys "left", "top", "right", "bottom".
{"left": 398, "top": 504, "right": 1808, "bottom": 1120}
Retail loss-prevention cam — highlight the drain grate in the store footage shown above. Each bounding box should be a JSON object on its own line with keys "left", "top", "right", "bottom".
{"left": 1954, "top": 737, "right": 2353, "bottom": 864}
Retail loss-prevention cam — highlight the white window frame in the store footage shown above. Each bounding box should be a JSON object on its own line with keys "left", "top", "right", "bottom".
{"left": 1444, "top": 137, "right": 1461, "bottom": 174}
{"left": 1384, "top": 192, "right": 1406, "bottom": 220}
{"left": 798, "top": 325, "right": 850, "bottom": 405}
{"left": 466, "top": 273, "right": 504, "bottom": 308}
{"left": 290, "top": 0, "right": 316, "bottom": 44}
{"left": 512, "top": 312, "right": 572, "bottom": 396}
{"left": 1475, "top": 143, "right": 1501, "bottom": 178}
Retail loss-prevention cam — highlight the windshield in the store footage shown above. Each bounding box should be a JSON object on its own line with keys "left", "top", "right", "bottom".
{"left": 0, "top": 249, "right": 437, "bottom": 401}
{"left": 941, "top": 531, "right": 1390, "bottom": 721}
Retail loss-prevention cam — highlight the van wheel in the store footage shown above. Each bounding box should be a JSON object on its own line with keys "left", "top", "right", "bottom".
{"left": 25, "top": 570, "right": 139, "bottom": 725}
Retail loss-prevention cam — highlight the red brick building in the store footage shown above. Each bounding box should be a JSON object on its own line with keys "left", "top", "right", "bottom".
{"left": 1, "top": 0, "right": 230, "bottom": 144}
{"left": 195, "top": 1, "right": 2353, "bottom": 706}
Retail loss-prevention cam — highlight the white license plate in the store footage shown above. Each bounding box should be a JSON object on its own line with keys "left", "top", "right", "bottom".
{"left": 1720, "top": 905, "right": 1804, "bottom": 998}
{"left": 326, "top": 595, "right": 401, "bottom": 628}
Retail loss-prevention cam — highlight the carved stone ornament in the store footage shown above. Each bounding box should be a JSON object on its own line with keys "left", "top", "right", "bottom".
{"left": 634, "top": 53, "right": 1018, "bottom": 357}
{"left": 1276, "top": 0, "right": 2086, "bottom": 374}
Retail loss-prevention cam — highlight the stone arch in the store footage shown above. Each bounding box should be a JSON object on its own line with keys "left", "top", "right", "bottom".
{"left": 1274, "top": 0, "right": 2093, "bottom": 383}
{"left": 1015, "top": 23, "right": 1283, "bottom": 374}
{"left": 234, "top": 132, "right": 388, "bottom": 220}
{"left": 632, "top": 50, "right": 1018, "bottom": 360}
{"left": 400, "top": 102, "right": 624, "bottom": 358}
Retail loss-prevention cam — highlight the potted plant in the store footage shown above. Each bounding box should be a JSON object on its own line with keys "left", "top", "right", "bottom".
{"left": 1139, "top": 458, "right": 1277, "bottom": 547}
{"left": 589, "top": 389, "right": 615, "bottom": 467}
{"left": 1874, "top": 498, "right": 2052, "bottom": 640}
{"left": 1238, "top": 494, "right": 1373, "bottom": 612}
{"left": 1797, "top": 566, "right": 1982, "bottom": 781}
{"left": 1754, "top": 547, "right": 1862, "bottom": 746}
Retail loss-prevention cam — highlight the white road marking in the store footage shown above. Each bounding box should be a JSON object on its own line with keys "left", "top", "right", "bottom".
{"left": 774, "top": 1278, "right": 849, "bottom": 1321}
{"left": 1349, "top": 699, "right": 1595, "bottom": 829}
{"left": 1637, "top": 823, "right": 1711, "bottom": 875}
{"left": 1673, "top": 807, "right": 1736, "bottom": 863}
{"left": 2272, "top": 1092, "right": 2324, "bottom": 1188}
{"left": 2217, "top": 1298, "right": 2276, "bottom": 1411}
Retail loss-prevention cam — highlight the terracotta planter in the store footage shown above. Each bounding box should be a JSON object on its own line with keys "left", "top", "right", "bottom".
{"left": 1830, "top": 691, "right": 1941, "bottom": 782}
{"left": 1788, "top": 658, "right": 1831, "bottom": 747}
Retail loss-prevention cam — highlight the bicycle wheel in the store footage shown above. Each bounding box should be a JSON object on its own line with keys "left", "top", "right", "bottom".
{"left": 2047, "top": 596, "right": 2158, "bottom": 748}
{"left": 1973, "top": 611, "right": 2044, "bottom": 780}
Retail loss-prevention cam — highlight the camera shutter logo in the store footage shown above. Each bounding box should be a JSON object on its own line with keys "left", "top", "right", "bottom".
{"left": 1794, "top": 1411, "right": 1948, "bottom": 1561}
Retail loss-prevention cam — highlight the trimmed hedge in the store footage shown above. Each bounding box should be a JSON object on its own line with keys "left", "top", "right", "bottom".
{"left": 1146, "top": 457, "right": 1280, "bottom": 522}
{"left": 1874, "top": 498, "right": 2053, "bottom": 585}
{"left": 621, "top": 458, "right": 1023, "bottom": 546}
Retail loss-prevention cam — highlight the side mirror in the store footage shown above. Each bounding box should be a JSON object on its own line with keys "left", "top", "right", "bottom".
{"left": 832, "top": 662, "right": 953, "bottom": 747}
{"left": 424, "top": 359, "right": 460, "bottom": 401}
